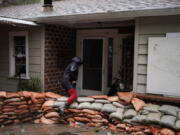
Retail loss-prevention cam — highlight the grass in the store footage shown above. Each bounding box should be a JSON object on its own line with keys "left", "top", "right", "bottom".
{"left": 0, "top": 0, "right": 41, "bottom": 7}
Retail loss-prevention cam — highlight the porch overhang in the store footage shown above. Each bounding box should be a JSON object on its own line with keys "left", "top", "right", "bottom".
{"left": 29, "top": 7, "right": 180, "bottom": 25}
{"left": 0, "top": 16, "right": 38, "bottom": 26}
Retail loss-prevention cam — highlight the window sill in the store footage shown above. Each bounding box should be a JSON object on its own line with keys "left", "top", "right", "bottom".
{"left": 8, "top": 76, "right": 30, "bottom": 80}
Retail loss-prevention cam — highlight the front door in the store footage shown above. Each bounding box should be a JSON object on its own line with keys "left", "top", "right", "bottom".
{"left": 78, "top": 38, "right": 107, "bottom": 96}
{"left": 82, "top": 39, "right": 104, "bottom": 95}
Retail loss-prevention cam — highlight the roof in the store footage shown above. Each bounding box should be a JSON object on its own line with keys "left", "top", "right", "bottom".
{"left": 0, "top": 16, "right": 38, "bottom": 26}
{"left": 0, "top": 0, "right": 180, "bottom": 23}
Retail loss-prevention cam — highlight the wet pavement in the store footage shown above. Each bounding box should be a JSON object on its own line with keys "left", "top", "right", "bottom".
{"left": 0, "top": 123, "right": 126, "bottom": 135}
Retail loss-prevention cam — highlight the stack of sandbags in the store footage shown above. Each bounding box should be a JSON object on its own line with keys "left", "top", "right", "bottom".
{"left": 0, "top": 91, "right": 32, "bottom": 124}
{"left": 35, "top": 92, "right": 62, "bottom": 124}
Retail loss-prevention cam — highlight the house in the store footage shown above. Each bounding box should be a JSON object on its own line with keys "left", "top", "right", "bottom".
{"left": 0, "top": 0, "right": 180, "bottom": 97}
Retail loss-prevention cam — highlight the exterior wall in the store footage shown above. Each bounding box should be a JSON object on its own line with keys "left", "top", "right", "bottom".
{"left": 44, "top": 24, "right": 76, "bottom": 94}
{"left": 134, "top": 15, "right": 180, "bottom": 93}
{"left": 0, "top": 25, "right": 44, "bottom": 91}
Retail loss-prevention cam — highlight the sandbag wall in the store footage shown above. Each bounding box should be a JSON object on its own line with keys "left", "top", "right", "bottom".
{"left": 0, "top": 91, "right": 60, "bottom": 125}
{"left": 0, "top": 91, "right": 180, "bottom": 135}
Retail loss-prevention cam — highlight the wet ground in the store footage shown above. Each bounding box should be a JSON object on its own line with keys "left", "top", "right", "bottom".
{"left": 0, "top": 123, "right": 126, "bottom": 135}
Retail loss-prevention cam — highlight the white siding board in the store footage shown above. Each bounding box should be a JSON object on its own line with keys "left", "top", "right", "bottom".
{"left": 29, "top": 57, "right": 41, "bottom": 64}
{"left": 29, "top": 65, "right": 41, "bottom": 72}
{"left": 138, "top": 65, "right": 147, "bottom": 75}
{"left": 136, "top": 84, "right": 146, "bottom": 93}
{"left": 29, "top": 48, "right": 41, "bottom": 57}
{"left": 137, "top": 74, "right": 147, "bottom": 84}
{"left": 138, "top": 54, "right": 147, "bottom": 64}
{"left": 138, "top": 44, "right": 148, "bottom": 54}
{"left": 139, "top": 34, "right": 165, "bottom": 44}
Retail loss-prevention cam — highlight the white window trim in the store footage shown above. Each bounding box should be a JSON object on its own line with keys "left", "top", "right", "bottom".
{"left": 9, "top": 31, "right": 29, "bottom": 79}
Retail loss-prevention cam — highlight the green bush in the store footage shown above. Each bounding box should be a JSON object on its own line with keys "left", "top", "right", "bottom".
{"left": 18, "top": 77, "right": 41, "bottom": 92}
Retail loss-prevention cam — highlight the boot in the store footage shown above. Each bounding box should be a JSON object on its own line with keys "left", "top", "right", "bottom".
{"left": 58, "top": 102, "right": 69, "bottom": 114}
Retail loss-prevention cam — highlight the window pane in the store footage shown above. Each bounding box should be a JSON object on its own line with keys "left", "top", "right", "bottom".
{"left": 13, "top": 36, "right": 26, "bottom": 77}
{"left": 108, "top": 38, "right": 113, "bottom": 87}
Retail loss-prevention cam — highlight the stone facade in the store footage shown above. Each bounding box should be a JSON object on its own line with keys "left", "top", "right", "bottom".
{"left": 44, "top": 24, "right": 76, "bottom": 94}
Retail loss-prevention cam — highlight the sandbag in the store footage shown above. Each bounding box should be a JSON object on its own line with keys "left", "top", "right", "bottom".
{"left": 143, "top": 103, "right": 160, "bottom": 113}
{"left": 123, "top": 109, "right": 137, "bottom": 119}
{"left": 0, "top": 115, "right": 8, "bottom": 119}
{"left": 112, "top": 102, "right": 124, "bottom": 108}
{"left": 69, "top": 102, "right": 78, "bottom": 109}
{"left": 17, "top": 105, "right": 29, "bottom": 109}
{"left": 109, "top": 108, "right": 124, "bottom": 120}
{"left": 95, "top": 99, "right": 110, "bottom": 104}
{"left": 101, "top": 104, "right": 117, "bottom": 113}
{"left": 82, "top": 109, "right": 100, "bottom": 115}
{"left": 78, "top": 102, "right": 92, "bottom": 109}
{"left": 68, "top": 109, "right": 82, "bottom": 113}
{"left": 34, "top": 119, "right": 41, "bottom": 124}
{"left": 89, "top": 103, "right": 103, "bottom": 111}
{"left": 74, "top": 117, "right": 90, "bottom": 123}
{"left": 131, "top": 115, "right": 147, "bottom": 123}
{"left": 6, "top": 92, "right": 20, "bottom": 98}
{"left": 7, "top": 101, "right": 27, "bottom": 106}
{"left": 176, "top": 120, "right": 180, "bottom": 130}
{"left": 4, "top": 98, "right": 21, "bottom": 103}
{"left": 57, "top": 96, "right": 68, "bottom": 102}
{"left": 117, "top": 92, "right": 134, "bottom": 103}
{"left": 92, "top": 118, "right": 108, "bottom": 124}
{"left": 160, "top": 115, "right": 176, "bottom": 129}
{"left": 77, "top": 97, "right": 94, "bottom": 102}
{"left": 45, "top": 92, "right": 61, "bottom": 99}
{"left": 146, "top": 112, "right": 161, "bottom": 124}
{"left": 31, "top": 92, "right": 45, "bottom": 99}
{"left": 41, "top": 116, "right": 57, "bottom": 124}
{"left": 159, "top": 105, "right": 180, "bottom": 117}
{"left": 45, "top": 112, "right": 59, "bottom": 118}
{"left": 0, "top": 91, "right": 6, "bottom": 98}
{"left": 18, "top": 91, "right": 32, "bottom": 98}
{"left": 107, "top": 96, "right": 119, "bottom": 102}
{"left": 131, "top": 98, "right": 146, "bottom": 111}
{"left": 160, "top": 128, "right": 175, "bottom": 135}
{"left": 90, "top": 95, "right": 108, "bottom": 99}
{"left": 42, "top": 100, "right": 55, "bottom": 107}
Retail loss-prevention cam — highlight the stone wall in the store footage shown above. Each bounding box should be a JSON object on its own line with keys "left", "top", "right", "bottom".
{"left": 44, "top": 24, "right": 76, "bottom": 94}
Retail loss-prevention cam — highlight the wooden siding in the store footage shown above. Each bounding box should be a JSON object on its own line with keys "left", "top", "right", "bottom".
{"left": 0, "top": 26, "right": 43, "bottom": 91}
{"left": 134, "top": 15, "right": 180, "bottom": 93}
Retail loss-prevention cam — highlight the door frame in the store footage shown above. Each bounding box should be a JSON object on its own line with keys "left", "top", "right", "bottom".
{"left": 76, "top": 29, "right": 120, "bottom": 96}
{"left": 78, "top": 37, "right": 108, "bottom": 96}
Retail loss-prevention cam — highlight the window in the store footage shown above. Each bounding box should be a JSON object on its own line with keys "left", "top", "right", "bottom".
{"left": 9, "top": 32, "right": 29, "bottom": 79}
{"left": 107, "top": 38, "right": 113, "bottom": 87}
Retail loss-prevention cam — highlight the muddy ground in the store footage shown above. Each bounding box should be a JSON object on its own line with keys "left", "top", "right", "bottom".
{"left": 0, "top": 123, "right": 127, "bottom": 135}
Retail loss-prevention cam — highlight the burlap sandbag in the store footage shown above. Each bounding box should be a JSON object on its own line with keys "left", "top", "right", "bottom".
{"left": 117, "top": 92, "right": 134, "bottom": 103}
{"left": 67, "top": 109, "right": 82, "bottom": 113}
{"left": 42, "top": 100, "right": 55, "bottom": 107}
{"left": 7, "top": 101, "right": 27, "bottom": 106}
{"left": 4, "top": 98, "right": 21, "bottom": 103}
{"left": 17, "top": 105, "right": 29, "bottom": 109}
{"left": 6, "top": 92, "right": 20, "bottom": 98}
{"left": 41, "top": 116, "right": 57, "bottom": 124}
{"left": 2, "top": 108, "right": 16, "bottom": 112}
{"left": 82, "top": 109, "right": 101, "bottom": 115}
{"left": 90, "top": 95, "right": 108, "bottom": 99}
{"left": 107, "top": 96, "right": 119, "bottom": 102}
{"left": 74, "top": 117, "right": 91, "bottom": 123}
{"left": 45, "top": 92, "right": 61, "bottom": 99}
{"left": 0, "top": 115, "right": 8, "bottom": 119}
{"left": 3, "top": 119, "right": 13, "bottom": 125}
{"left": 131, "top": 98, "right": 146, "bottom": 111}
{"left": 45, "top": 112, "right": 59, "bottom": 118}
{"left": 92, "top": 118, "right": 108, "bottom": 124}
{"left": 0, "top": 91, "right": 7, "bottom": 98}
